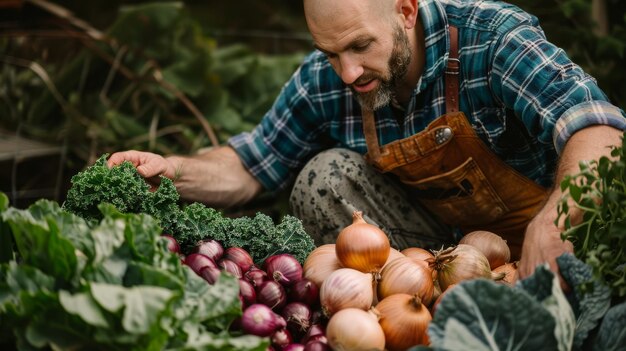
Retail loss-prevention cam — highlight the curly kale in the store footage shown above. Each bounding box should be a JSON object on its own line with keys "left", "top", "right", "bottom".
{"left": 63, "top": 154, "right": 151, "bottom": 222}
{"left": 62, "top": 154, "right": 315, "bottom": 265}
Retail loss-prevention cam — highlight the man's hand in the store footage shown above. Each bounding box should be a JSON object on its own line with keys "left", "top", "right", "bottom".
{"left": 107, "top": 150, "right": 178, "bottom": 190}
{"left": 518, "top": 207, "right": 574, "bottom": 290}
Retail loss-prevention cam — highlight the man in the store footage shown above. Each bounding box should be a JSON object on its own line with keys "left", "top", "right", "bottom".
{"left": 108, "top": 0, "right": 626, "bottom": 284}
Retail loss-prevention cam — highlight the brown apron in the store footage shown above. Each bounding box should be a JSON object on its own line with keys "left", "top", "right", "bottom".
{"left": 362, "top": 26, "right": 548, "bottom": 258}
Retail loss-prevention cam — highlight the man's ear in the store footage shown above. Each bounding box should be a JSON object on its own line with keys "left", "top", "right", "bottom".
{"left": 396, "top": 0, "right": 418, "bottom": 29}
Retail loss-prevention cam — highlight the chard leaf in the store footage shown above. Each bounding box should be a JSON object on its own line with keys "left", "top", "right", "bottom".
{"left": 124, "top": 261, "right": 185, "bottom": 290}
{"left": 593, "top": 300, "right": 626, "bottom": 351}
{"left": 122, "top": 286, "right": 174, "bottom": 334}
{"left": 517, "top": 265, "right": 576, "bottom": 351}
{"left": 557, "top": 253, "right": 611, "bottom": 349}
{"left": 429, "top": 279, "right": 558, "bottom": 350}
{"left": 1, "top": 207, "right": 77, "bottom": 282}
{"left": 91, "top": 217, "right": 127, "bottom": 265}
{"left": 59, "top": 290, "right": 109, "bottom": 327}
{"left": 91, "top": 283, "right": 127, "bottom": 312}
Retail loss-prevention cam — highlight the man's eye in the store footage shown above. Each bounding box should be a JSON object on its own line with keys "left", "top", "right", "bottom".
{"left": 353, "top": 43, "right": 371, "bottom": 52}
{"left": 325, "top": 52, "right": 338, "bottom": 59}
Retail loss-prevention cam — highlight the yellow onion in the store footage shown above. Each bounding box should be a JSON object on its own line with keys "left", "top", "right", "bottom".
{"left": 378, "top": 256, "right": 434, "bottom": 305}
{"left": 401, "top": 247, "right": 435, "bottom": 262}
{"left": 493, "top": 261, "right": 518, "bottom": 286}
{"left": 326, "top": 308, "right": 385, "bottom": 351}
{"left": 459, "top": 230, "right": 511, "bottom": 269}
{"left": 320, "top": 268, "right": 374, "bottom": 316}
{"left": 377, "top": 294, "right": 431, "bottom": 350}
{"left": 303, "top": 244, "right": 343, "bottom": 288}
{"left": 430, "top": 244, "right": 497, "bottom": 291}
{"left": 382, "top": 247, "right": 405, "bottom": 269}
{"left": 335, "top": 211, "right": 390, "bottom": 273}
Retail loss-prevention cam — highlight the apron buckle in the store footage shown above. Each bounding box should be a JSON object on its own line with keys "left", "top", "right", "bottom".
{"left": 435, "top": 127, "right": 453, "bottom": 145}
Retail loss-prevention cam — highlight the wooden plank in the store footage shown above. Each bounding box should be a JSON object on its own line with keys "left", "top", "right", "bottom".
{"left": 0, "top": 132, "right": 62, "bottom": 161}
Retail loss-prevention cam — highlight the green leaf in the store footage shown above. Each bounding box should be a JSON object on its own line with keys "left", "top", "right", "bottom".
{"left": 122, "top": 286, "right": 174, "bottom": 334}
{"left": 91, "top": 283, "right": 127, "bottom": 313}
{"left": 429, "top": 279, "right": 559, "bottom": 350}
{"left": 593, "top": 300, "right": 626, "bottom": 351}
{"left": 517, "top": 265, "right": 575, "bottom": 351}
{"left": 59, "top": 290, "right": 109, "bottom": 328}
{"left": 557, "top": 253, "right": 611, "bottom": 349}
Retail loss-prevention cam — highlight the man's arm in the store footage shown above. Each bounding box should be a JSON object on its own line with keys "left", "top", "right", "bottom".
{"left": 108, "top": 146, "right": 263, "bottom": 208}
{"left": 518, "top": 125, "right": 623, "bottom": 284}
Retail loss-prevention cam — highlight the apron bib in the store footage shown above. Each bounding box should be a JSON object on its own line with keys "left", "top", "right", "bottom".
{"left": 362, "top": 26, "right": 547, "bottom": 258}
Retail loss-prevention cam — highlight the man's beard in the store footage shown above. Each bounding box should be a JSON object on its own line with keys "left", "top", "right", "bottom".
{"left": 352, "top": 25, "right": 411, "bottom": 111}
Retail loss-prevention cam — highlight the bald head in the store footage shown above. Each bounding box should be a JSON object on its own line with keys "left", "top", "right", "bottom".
{"left": 304, "top": 0, "right": 396, "bottom": 28}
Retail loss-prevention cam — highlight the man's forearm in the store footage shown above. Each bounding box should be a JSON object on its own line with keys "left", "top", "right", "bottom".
{"left": 165, "top": 146, "right": 264, "bottom": 208}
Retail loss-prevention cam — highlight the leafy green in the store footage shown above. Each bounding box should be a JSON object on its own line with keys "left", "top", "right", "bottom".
{"left": 62, "top": 155, "right": 315, "bottom": 264}
{"left": 557, "top": 254, "right": 612, "bottom": 349}
{"left": 593, "top": 300, "right": 626, "bottom": 351}
{"left": 0, "top": 199, "right": 268, "bottom": 350}
{"left": 557, "top": 133, "right": 626, "bottom": 298}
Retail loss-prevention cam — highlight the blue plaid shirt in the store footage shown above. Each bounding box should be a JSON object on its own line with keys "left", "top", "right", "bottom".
{"left": 229, "top": 0, "right": 626, "bottom": 192}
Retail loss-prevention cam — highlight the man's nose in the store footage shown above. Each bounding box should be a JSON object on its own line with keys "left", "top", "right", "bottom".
{"left": 338, "top": 55, "right": 364, "bottom": 85}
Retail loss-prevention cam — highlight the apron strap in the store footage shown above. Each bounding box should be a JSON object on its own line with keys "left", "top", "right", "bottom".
{"left": 445, "top": 25, "right": 460, "bottom": 113}
{"left": 363, "top": 109, "right": 381, "bottom": 160}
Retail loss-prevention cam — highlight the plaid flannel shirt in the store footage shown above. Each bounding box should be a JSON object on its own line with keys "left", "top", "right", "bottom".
{"left": 229, "top": 0, "right": 626, "bottom": 192}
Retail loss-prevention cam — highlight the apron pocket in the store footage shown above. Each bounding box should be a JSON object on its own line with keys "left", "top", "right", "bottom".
{"left": 405, "top": 157, "right": 509, "bottom": 226}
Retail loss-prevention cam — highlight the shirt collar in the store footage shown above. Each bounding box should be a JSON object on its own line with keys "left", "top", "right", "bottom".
{"left": 415, "top": 0, "right": 450, "bottom": 94}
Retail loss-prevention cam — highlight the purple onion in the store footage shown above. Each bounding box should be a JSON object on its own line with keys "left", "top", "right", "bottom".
{"left": 199, "top": 266, "right": 221, "bottom": 284}
{"left": 161, "top": 235, "right": 180, "bottom": 254}
{"left": 305, "top": 335, "right": 327, "bottom": 345}
{"left": 271, "top": 328, "right": 293, "bottom": 350}
{"left": 192, "top": 239, "right": 224, "bottom": 262}
{"left": 265, "top": 254, "right": 303, "bottom": 286}
{"left": 288, "top": 279, "right": 319, "bottom": 306}
{"left": 219, "top": 258, "right": 243, "bottom": 278}
{"left": 239, "top": 278, "right": 257, "bottom": 308}
{"left": 301, "top": 323, "right": 325, "bottom": 344}
{"left": 224, "top": 247, "right": 255, "bottom": 272}
{"left": 257, "top": 280, "right": 287, "bottom": 310}
{"left": 282, "top": 344, "right": 305, "bottom": 351}
{"left": 185, "top": 253, "right": 218, "bottom": 274}
{"left": 241, "top": 304, "right": 286, "bottom": 337}
{"left": 304, "top": 341, "right": 330, "bottom": 351}
{"left": 309, "top": 310, "right": 326, "bottom": 326}
{"left": 281, "top": 302, "right": 311, "bottom": 335}
{"left": 245, "top": 267, "right": 269, "bottom": 287}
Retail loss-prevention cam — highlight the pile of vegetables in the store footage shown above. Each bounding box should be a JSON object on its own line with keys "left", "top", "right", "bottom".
{"left": 300, "top": 211, "right": 626, "bottom": 351}
{"left": 165, "top": 235, "right": 330, "bottom": 351}
{"left": 62, "top": 154, "right": 315, "bottom": 264}
{"left": 0, "top": 195, "right": 267, "bottom": 350}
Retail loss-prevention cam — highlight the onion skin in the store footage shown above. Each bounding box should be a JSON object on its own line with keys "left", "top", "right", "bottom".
{"left": 459, "top": 230, "right": 511, "bottom": 269}
{"left": 401, "top": 247, "right": 434, "bottom": 262}
{"left": 335, "top": 211, "right": 390, "bottom": 273}
{"left": 320, "top": 268, "right": 374, "bottom": 317}
{"left": 493, "top": 261, "right": 518, "bottom": 286}
{"left": 378, "top": 257, "right": 434, "bottom": 305}
{"left": 431, "top": 244, "right": 495, "bottom": 291}
{"left": 377, "top": 293, "right": 431, "bottom": 350}
{"left": 303, "top": 244, "right": 343, "bottom": 288}
{"left": 326, "top": 308, "right": 385, "bottom": 351}
{"left": 382, "top": 248, "right": 405, "bottom": 269}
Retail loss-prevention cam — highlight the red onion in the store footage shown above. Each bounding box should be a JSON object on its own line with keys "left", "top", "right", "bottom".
{"left": 224, "top": 247, "right": 255, "bottom": 272}
{"left": 306, "top": 335, "right": 327, "bottom": 345}
{"left": 219, "top": 258, "right": 243, "bottom": 278}
{"left": 288, "top": 279, "right": 319, "bottom": 306}
{"left": 281, "top": 302, "right": 312, "bottom": 335}
{"left": 302, "top": 324, "right": 325, "bottom": 344}
{"left": 304, "top": 341, "right": 330, "bottom": 351}
{"left": 271, "top": 328, "right": 294, "bottom": 350}
{"left": 239, "top": 279, "right": 257, "bottom": 308}
{"left": 199, "top": 266, "right": 221, "bottom": 285}
{"left": 245, "top": 267, "right": 269, "bottom": 287}
{"left": 185, "top": 253, "right": 218, "bottom": 274}
{"left": 241, "top": 304, "right": 286, "bottom": 337}
{"left": 161, "top": 235, "right": 180, "bottom": 254}
{"left": 265, "top": 254, "right": 303, "bottom": 286}
{"left": 192, "top": 239, "right": 224, "bottom": 262}
{"left": 257, "top": 280, "right": 287, "bottom": 310}
{"left": 310, "top": 310, "right": 326, "bottom": 326}
{"left": 282, "top": 344, "right": 305, "bottom": 351}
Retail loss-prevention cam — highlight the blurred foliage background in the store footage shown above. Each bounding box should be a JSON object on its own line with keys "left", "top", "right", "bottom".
{"left": 0, "top": 0, "right": 624, "bottom": 213}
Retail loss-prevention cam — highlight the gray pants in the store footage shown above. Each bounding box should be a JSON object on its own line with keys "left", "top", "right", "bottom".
{"left": 289, "top": 148, "right": 456, "bottom": 251}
